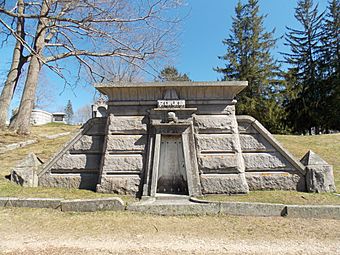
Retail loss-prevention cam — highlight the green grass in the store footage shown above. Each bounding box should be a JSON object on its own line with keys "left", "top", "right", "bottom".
{"left": 275, "top": 133, "right": 340, "bottom": 189}
{"left": 0, "top": 124, "right": 339, "bottom": 204}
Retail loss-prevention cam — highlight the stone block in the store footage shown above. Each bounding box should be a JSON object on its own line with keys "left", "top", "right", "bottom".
{"left": 70, "top": 135, "right": 104, "bottom": 152}
{"left": 239, "top": 134, "right": 271, "bottom": 151}
{"left": 127, "top": 203, "right": 220, "bottom": 216}
{"left": 194, "top": 115, "right": 235, "bottom": 133}
{"left": 2, "top": 198, "right": 62, "bottom": 209}
{"left": 109, "top": 116, "right": 147, "bottom": 133}
{"left": 245, "top": 172, "right": 306, "bottom": 191}
{"left": 84, "top": 119, "right": 107, "bottom": 136}
{"left": 301, "top": 150, "right": 336, "bottom": 193}
{"left": 102, "top": 155, "right": 143, "bottom": 173}
{"left": 198, "top": 154, "right": 239, "bottom": 173}
{"left": 200, "top": 174, "right": 249, "bottom": 194}
{"left": 243, "top": 152, "right": 287, "bottom": 170}
{"left": 39, "top": 173, "right": 98, "bottom": 190}
{"left": 237, "top": 121, "right": 257, "bottom": 134}
{"left": 61, "top": 197, "right": 125, "bottom": 212}
{"left": 219, "top": 202, "right": 285, "bottom": 217}
{"left": 97, "top": 175, "right": 141, "bottom": 195}
{"left": 195, "top": 134, "right": 236, "bottom": 152}
{"left": 106, "top": 135, "right": 146, "bottom": 151}
{"left": 306, "top": 165, "right": 336, "bottom": 193}
{"left": 285, "top": 205, "right": 340, "bottom": 220}
{"left": 51, "top": 154, "right": 101, "bottom": 170}
{"left": 10, "top": 153, "right": 41, "bottom": 187}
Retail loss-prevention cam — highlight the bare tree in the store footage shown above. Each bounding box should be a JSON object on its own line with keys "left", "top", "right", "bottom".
{"left": 0, "top": 0, "right": 182, "bottom": 134}
{"left": 0, "top": 0, "right": 28, "bottom": 129}
{"left": 73, "top": 104, "right": 91, "bottom": 124}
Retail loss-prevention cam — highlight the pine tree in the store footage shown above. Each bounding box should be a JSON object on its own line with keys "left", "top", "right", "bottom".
{"left": 319, "top": 0, "right": 340, "bottom": 131}
{"left": 158, "top": 66, "right": 191, "bottom": 82}
{"left": 64, "top": 100, "right": 74, "bottom": 124}
{"left": 215, "top": 0, "right": 283, "bottom": 133}
{"left": 282, "top": 0, "right": 324, "bottom": 134}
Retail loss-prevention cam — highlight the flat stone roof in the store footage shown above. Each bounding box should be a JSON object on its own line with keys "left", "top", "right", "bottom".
{"left": 95, "top": 81, "right": 247, "bottom": 89}
{"left": 94, "top": 81, "right": 248, "bottom": 101}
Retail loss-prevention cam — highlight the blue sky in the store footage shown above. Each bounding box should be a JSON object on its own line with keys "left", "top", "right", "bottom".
{"left": 0, "top": 0, "right": 329, "bottom": 115}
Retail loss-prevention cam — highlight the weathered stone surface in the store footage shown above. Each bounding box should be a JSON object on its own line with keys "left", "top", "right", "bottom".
{"left": 246, "top": 172, "right": 306, "bottom": 191}
{"left": 51, "top": 154, "right": 101, "bottom": 170}
{"left": 198, "top": 154, "right": 239, "bottom": 173}
{"left": 85, "top": 122, "right": 107, "bottom": 135}
{"left": 243, "top": 153, "right": 287, "bottom": 170}
{"left": 219, "top": 202, "right": 285, "bottom": 217}
{"left": 42, "top": 132, "right": 71, "bottom": 140}
{"left": 10, "top": 153, "right": 41, "bottom": 187}
{"left": 109, "top": 115, "right": 147, "bottom": 133}
{"left": 0, "top": 197, "right": 62, "bottom": 209}
{"left": 70, "top": 135, "right": 104, "bottom": 152}
{"left": 286, "top": 205, "right": 340, "bottom": 219}
{"left": 106, "top": 135, "right": 146, "bottom": 151}
{"left": 239, "top": 134, "right": 270, "bottom": 151}
{"left": 0, "top": 139, "right": 37, "bottom": 154}
{"left": 61, "top": 198, "right": 124, "bottom": 212}
{"left": 195, "top": 134, "right": 236, "bottom": 152}
{"left": 305, "top": 166, "right": 336, "bottom": 193}
{"left": 127, "top": 202, "right": 220, "bottom": 216}
{"left": 301, "top": 150, "right": 336, "bottom": 193}
{"left": 39, "top": 173, "right": 98, "bottom": 190}
{"left": 194, "top": 115, "right": 235, "bottom": 133}
{"left": 200, "top": 174, "right": 249, "bottom": 194}
{"left": 97, "top": 175, "right": 141, "bottom": 195}
{"left": 237, "top": 121, "right": 257, "bottom": 134}
{"left": 102, "top": 155, "right": 143, "bottom": 173}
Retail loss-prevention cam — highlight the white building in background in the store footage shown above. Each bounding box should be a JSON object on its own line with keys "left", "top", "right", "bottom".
{"left": 30, "top": 109, "right": 66, "bottom": 125}
{"left": 52, "top": 112, "right": 66, "bottom": 123}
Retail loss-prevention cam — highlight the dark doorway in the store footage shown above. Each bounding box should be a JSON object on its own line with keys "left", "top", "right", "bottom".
{"left": 157, "top": 135, "right": 188, "bottom": 195}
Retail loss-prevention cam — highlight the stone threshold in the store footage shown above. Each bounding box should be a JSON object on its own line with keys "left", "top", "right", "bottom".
{"left": 0, "top": 196, "right": 339, "bottom": 219}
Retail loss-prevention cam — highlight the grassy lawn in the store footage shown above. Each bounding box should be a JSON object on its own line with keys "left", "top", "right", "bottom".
{"left": 201, "top": 191, "right": 340, "bottom": 205}
{"left": 275, "top": 134, "right": 340, "bottom": 189}
{"left": 0, "top": 124, "right": 339, "bottom": 204}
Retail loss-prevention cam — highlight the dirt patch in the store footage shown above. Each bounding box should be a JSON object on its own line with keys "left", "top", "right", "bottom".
{"left": 0, "top": 208, "right": 339, "bottom": 254}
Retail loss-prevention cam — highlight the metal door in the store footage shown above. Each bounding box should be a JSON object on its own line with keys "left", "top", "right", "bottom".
{"left": 157, "top": 135, "right": 188, "bottom": 194}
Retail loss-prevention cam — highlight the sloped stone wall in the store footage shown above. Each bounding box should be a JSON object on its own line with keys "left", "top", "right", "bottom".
{"left": 237, "top": 116, "right": 306, "bottom": 191}
{"left": 38, "top": 118, "right": 106, "bottom": 190}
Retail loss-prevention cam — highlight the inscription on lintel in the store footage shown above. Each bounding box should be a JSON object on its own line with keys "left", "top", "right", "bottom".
{"left": 157, "top": 100, "right": 186, "bottom": 108}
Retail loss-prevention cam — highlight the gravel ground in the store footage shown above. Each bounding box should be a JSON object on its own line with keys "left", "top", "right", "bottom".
{"left": 0, "top": 208, "right": 339, "bottom": 255}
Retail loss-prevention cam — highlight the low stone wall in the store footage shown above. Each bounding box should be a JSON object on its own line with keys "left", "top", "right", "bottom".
{"left": 0, "top": 197, "right": 62, "bottom": 209}
{"left": 61, "top": 198, "right": 125, "bottom": 212}
{"left": 285, "top": 205, "right": 340, "bottom": 220}
{"left": 1, "top": 196, "right": 339, "bottom": 219}
{"left": 0, "top": 140, "right": 37, "bottom": 154}
{"left": 0, "top": 197, "right": 125, "bottom": 212}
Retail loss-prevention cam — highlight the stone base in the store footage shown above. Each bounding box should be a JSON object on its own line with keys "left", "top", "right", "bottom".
{"left": 39, "top": 173, "right": 98, "bottom": 190}
{"left": 246, "top": 172, "right": 306, "bottom": 191}
{"left": 306, "top": 166, "right": 336, "bottom": 193}
{"left": 200, "top": 174, "right": 249, "bottom": 194}
{"left": 96, "top": 175, "right": 141, "bottom": 195}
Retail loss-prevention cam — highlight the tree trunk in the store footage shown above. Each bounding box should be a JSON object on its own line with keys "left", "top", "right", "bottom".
{"left": 9, "top": 1, "right": 49, "bottom": 135}
{"left": 0, "top": 0, "right": 25, "bottom": 130}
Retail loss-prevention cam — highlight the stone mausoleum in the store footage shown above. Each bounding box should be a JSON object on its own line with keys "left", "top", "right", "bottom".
{"left": 36, "top": 81, "right": 336, "bottom": 197}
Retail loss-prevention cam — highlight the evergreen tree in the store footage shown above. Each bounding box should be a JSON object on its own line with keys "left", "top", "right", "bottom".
{"left": 158, "top": 66, "right": 191, "bottom": 82}
{"left": 282, "top": 0, "right": 324, "bottom": 134}
{"left": 64, "top": 100, "right": 74, "bottom": 124}
{"left": 215, "top": 0, "right": 283, "bottom": 133}
{"left": 319, "top": 0, "right": 340, "bottom": 131}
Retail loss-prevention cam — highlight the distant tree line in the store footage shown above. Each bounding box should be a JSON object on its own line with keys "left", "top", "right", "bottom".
{"left": 216, "top": 0, "right": 339, "bottom": 134}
